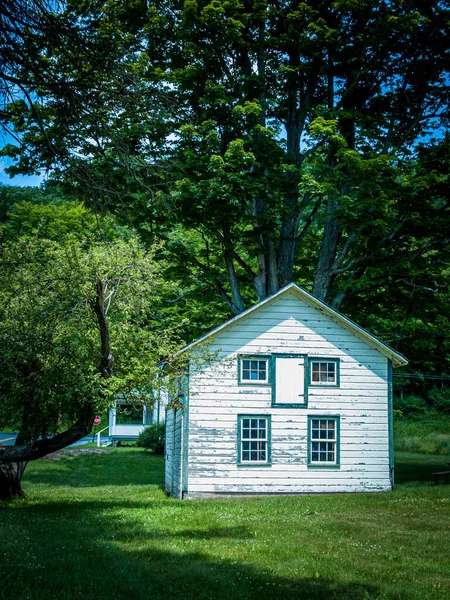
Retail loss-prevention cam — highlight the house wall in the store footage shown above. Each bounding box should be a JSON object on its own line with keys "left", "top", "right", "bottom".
{"left": 164, "top": 407, "right": 184, "bottom": 498}
{"left": 187, "top": 291, "right": 391, "bottom": 495}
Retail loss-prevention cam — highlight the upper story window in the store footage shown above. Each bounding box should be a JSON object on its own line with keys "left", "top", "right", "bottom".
{"left": 239, "top": 357, "right": 269, "bottom": 384}
{"left": 310, "top": 359, "right": 339, "bottom": 386}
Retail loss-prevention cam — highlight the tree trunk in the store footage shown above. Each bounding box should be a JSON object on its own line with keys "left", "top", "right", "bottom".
{"left": 0, "top": 461, "right": 28, "bottom": 500}
{"left": 313, "top": 200, "right": 340, "bottom": 301}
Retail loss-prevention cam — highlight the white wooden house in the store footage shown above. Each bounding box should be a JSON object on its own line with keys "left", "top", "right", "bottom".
{"left": 164, "top": 283, "right": 407, "bottom": 499}
{"left": 107, "top": 392, "right": 167, "bottom": 443}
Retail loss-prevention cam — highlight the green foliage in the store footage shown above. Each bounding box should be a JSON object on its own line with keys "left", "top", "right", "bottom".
{"left": 1, "top": 0, "right": 450, "bottom": 384}
{"left": 0, "top": 236, "right": 185, "bottom": 444}
{"left": 137, "top": 424, "right": 165, "bottom": 454}
{"left": 393, "top": 395, "right": 427, "bottom": 416}
{"left": 428, "top": 387, "right": 450, "bottom": 415}
{"left": 394, "top": 412, "right": 450, "bottom": 455}
{"left": 2, "top": 0, "right": 450, "bottom": 323}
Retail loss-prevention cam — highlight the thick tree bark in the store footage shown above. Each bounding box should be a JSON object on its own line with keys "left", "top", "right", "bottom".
{"left": 0, "top": 462, "right": 27, "bottom": 500}
{"left": 312, "top": 200, "right": 341, "bottom": 301}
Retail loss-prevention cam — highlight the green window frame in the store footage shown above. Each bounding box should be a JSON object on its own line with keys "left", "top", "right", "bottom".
{"left": 238, "top": 355, "right": 271, "bottom": 385}
{"left": 309, "top": 358, "right": 340, "bottom": 387}
{"left": 237, "top": 415, "right": 271, "bottom": 466}
{"left": 307, "top": 416, "right": 340, "bottom": 468}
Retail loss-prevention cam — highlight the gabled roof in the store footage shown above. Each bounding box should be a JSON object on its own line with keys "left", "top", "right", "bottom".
{"left": 180, "top": 283, "right": 408, "bottom": 368}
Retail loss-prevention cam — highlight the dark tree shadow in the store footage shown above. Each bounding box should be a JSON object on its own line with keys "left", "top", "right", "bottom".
{"left": 394, "top": 454, "right": 449, "bottom": 484}
{"left": 0, "top": 499, "right": 380, "bottom": 600}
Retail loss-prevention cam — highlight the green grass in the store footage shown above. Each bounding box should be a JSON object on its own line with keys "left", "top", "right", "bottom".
{"left": 1, "top": 449, "right": 449, "bottom": 600}
{"left": 394, "top": 414, "right": 450, "bottom": 455}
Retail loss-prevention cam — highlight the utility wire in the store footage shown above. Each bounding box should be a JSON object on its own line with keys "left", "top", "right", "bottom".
{"left": 393, "top": 373, "right": 450, "bottom": 381}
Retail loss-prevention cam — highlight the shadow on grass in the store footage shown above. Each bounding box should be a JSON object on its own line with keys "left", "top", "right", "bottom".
{"left": 0, "top": 498, "right": 379, "bottom": 600}
{"left": 395, "top": 452, "right": 450, "bottom": 484}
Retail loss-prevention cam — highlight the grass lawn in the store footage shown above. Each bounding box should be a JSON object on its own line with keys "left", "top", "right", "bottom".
{"left": 1, "top": 449, "right": 449, "bottom": 600}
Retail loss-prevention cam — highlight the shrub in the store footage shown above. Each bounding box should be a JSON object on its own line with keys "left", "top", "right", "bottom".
{"left": 393, "top": 395, "right": 427, "bottom": 415}
{"left": 428, "top": 387, "right": 450, "bottom": 414}
{"left": 137, "top": 424, "right": 165, "bottom": 454}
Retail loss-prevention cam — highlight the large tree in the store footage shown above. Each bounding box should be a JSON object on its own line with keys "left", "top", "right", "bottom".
{"left": 1, "top": 0, "right": 449, "bottom": 316}
{"left": 0, "top": 235, "right": 183, "bottom": 499}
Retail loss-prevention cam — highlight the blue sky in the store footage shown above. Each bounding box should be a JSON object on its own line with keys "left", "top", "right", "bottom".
{"left": 0, "top": 157, "right": 44, "bottom": 187}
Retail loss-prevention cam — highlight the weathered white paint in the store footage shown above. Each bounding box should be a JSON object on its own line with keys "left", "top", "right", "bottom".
{"left": 178, "top": 283, "right": 407, "bottom": 367}
{"left": 165, "top": 289, "right": 404, "bottom": 497}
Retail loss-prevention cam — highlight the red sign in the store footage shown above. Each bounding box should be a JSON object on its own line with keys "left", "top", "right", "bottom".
{"left": 93, "top": 416, "right": 101, "bottom": 425}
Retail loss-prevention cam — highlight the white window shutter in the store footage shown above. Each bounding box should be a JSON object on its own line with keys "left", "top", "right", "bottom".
{"left": 274, "top": 357, "right": 305, "bottom": 405}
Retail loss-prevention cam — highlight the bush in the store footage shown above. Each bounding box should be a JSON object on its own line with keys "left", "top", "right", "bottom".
{"left": 428, "top": 387, "right": 450, "bottom": 414}
{"left": 137, "top": 424, "right": 165, "bottom": 454}
{"left": 393, "top": 395, "right": 427, "bottom": 416}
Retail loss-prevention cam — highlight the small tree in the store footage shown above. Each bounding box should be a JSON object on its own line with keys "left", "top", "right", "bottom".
{"left": 0, "top": 235, "right": 183, "bottom": 499}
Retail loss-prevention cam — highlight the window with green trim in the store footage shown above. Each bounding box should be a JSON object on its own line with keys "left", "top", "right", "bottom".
{"left": 241, "top": 358, "right": 269, "bottom": 383}
{"left": 309, "top": 417, "right": 339, "bottom": 465}
{"left": 310, "top": 360, "right": 339, "bottom": 385}
{"left": 238, "top": 416, "right": 271, "bottom": 464}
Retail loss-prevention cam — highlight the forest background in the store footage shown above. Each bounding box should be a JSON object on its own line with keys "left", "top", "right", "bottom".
{"left": 1, "top": 0, "right": 450, "bottom": 471}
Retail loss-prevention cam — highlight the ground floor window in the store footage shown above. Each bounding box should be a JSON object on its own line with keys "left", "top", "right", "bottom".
{"left": 237, "top": 415, "right": 271, "bottom": 465}
{"left": 308, "top": 416, "right": 340, "bottom": 467}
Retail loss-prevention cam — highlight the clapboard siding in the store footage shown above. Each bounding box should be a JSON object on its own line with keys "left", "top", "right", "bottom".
{"left": 182, "top": 290, "right": 393, "bottom": 495}
{"left": 164, "top": 409, "right": 175, "bottom": 495}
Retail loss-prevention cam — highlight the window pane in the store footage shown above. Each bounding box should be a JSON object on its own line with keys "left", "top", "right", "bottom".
{"left": 311, "top": 361, "right": 337, "bottom": 384}
{"left": 310, "top": 418, "right": 337, "bottom": 463}
{"left": 116, "top": 406, "right": 143, "bottom": 425}
{"left": 240, "top": 417, "right": 268, "bottom": 462}
{"left": 241, "top": 358, "right": 267, "bottom": 381}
